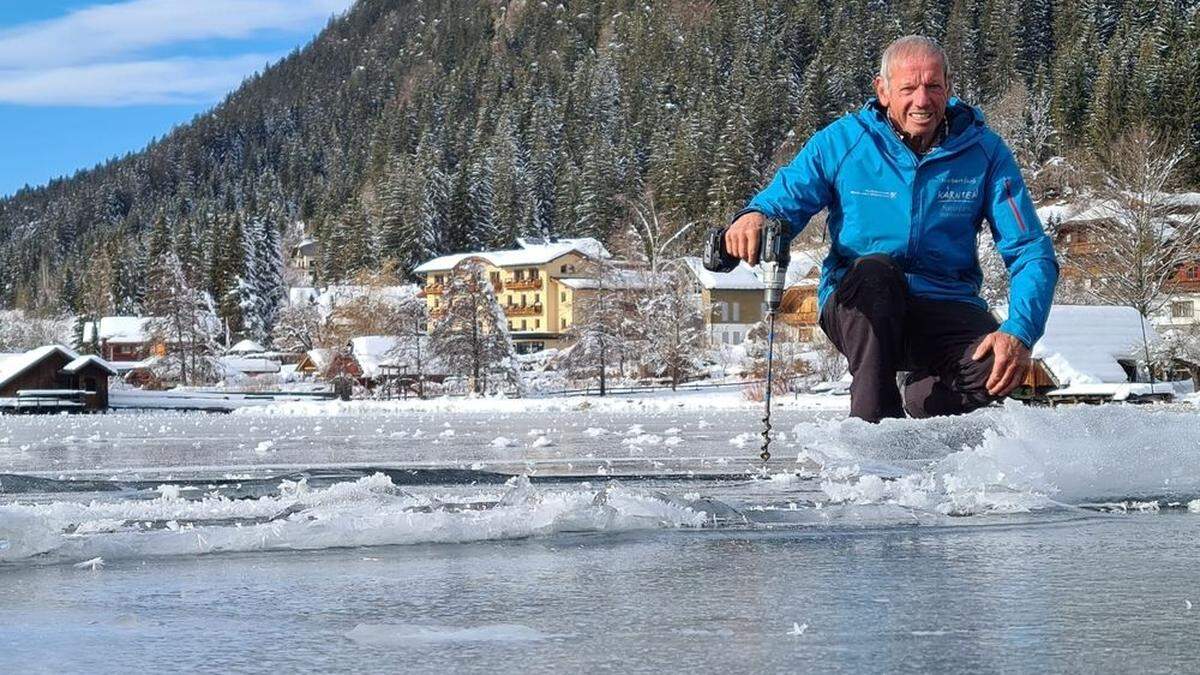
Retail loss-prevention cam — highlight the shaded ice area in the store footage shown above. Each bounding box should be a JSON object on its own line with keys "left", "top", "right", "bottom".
{"left": 3, "top": 401, "right": 1200, "bottom": 566}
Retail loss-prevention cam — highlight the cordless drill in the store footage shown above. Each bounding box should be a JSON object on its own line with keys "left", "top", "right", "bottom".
{"left": 703, "top": 219, "right": 790, "bottom": 313}
{"left": 702, "top": 219, "right": 790, "bottom": 462}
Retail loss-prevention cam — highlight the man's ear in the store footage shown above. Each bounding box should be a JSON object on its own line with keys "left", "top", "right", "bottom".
{"left": 873, "top": 75, "right": 889, "bottom": 106}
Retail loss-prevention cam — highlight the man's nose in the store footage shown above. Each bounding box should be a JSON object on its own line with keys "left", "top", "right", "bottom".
{"left": 913, "top": 86, "right": 931, "bottom": 107}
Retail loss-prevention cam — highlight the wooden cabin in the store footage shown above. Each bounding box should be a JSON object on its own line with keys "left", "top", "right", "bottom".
{"left": 0, "top": 345, "right": 117, "bottom": 412}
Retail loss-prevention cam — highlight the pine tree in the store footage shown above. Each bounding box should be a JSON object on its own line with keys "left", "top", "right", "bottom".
{"left": 466, "top": 152, "right": 498, "bottom": 250}
{"left": 708, "top": 106, "right": 759, "bottom": 220}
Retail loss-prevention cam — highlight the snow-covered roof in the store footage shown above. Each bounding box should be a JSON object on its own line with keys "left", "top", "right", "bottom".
{"left": 679, "top": 257, "right": 763, "bottom": 291}
{"left": 302, "top": 348, "right": 333, "bottom": 371}
{"left": 1159, "top": 192, "right": 1200, "bottom": 209}
{"left": 557, "top": 269, "right": 662, "bottom": 290}
{"left": 217, "top": 357, "right": 281, "bottom": 374}
{"left": 63, "top": 355, "right": 117, "bottom": 376}
{"left": 414, "top": 237, "right": 611, "bottom": 274}
{"left": 81, "top": 316, "right": 155, "bottom": 344}
{"left": 1035, "top": 202, "right": 1081, "bottom": 224}
{"left": 288, "top": 285, "right": 420, "bottom": 317}
{"left": 349, "top": 336, "right": 404, "bottom": 378}
{"left": 782, "top": 250, "right": 823, "bottom": 287}
{"left": 0, "top": 346, "right": 73, "bottom": 389}
{"left": 0, "top": 345, "right": 114, "bottom": 389}
{"left": 996, "top": 304, "right": 1158, "bottom": 385}
{"left": 228, "top": 339, "right": 266, "bottom": 354}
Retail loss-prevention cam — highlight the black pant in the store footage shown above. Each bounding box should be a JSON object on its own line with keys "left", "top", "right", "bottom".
{"left": 818, "top": 254, "right": 1000, "bottom": 422}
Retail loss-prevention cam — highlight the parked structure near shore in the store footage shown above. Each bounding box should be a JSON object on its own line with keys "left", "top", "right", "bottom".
{"left": 0, "top": 345, "right": 116, "bottom": 413}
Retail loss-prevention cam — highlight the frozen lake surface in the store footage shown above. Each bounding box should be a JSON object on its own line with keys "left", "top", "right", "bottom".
{"left": 3, "top": 396, "right": 1200, "bottom": 672}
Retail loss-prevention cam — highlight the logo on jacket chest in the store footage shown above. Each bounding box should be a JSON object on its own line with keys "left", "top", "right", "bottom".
{"left": 849, "top": 188, "right": 897, "bottom": 200}
{"left": 933, "top": 176, "right": 980, "bottom": 215}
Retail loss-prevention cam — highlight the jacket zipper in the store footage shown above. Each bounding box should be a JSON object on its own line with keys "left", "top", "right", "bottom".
{"left": 1004, "top": 178, "right": 1027, "bottom": 232}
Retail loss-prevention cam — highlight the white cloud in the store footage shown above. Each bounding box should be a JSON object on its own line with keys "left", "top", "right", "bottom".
{"left": 0, "top": 0, "right": 354, "bottom": 69}
{"left": 0, "top": 0, "right": 353, "bottom": 106}
{"left": 0, "top": 54, "right": 280, "bottom": 106}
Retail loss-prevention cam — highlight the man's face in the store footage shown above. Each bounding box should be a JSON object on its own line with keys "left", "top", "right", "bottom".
{"left": 873, "top": 52, "right": 950, "bottom": 143}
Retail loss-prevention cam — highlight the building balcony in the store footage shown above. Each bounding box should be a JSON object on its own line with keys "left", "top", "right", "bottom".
{"left": 424, "top": 284, "right": 445, "bottom": 295}
{"left": 505, "top": 278, "right": 543, "bottom": 290}
{"left": 505, "top": 304, "right": 543, "bottom": 317}
{"left": 430, "top": 307, "right": 447, "bottom": 319}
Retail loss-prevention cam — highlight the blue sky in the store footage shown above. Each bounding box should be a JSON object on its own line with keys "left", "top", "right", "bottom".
{"left": 0, "top": 0, "right": 355, "bottom": 197}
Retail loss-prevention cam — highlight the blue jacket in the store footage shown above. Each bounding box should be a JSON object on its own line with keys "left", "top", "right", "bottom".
{"left": 742, "top": 98, "right": 1058, "bottom": 347}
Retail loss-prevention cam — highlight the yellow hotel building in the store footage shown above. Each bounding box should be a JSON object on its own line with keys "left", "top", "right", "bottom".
{"left": 414, "top": 237, "right": 613, "bottom": 354}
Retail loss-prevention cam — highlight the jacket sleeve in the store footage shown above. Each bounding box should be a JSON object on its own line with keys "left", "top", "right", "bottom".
{"left": 984, "top": 140, "right": 1059, "bottom": 347}
{"left": 733, "top": 130, "right": 834, "bottom": 242}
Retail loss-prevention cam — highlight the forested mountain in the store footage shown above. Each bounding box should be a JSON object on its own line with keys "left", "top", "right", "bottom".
{"left": 2, "top": 0, "right": 1198, "bottom": 329}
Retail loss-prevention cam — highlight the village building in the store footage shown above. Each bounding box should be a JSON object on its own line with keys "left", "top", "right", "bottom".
{"left": 680, "top": 250, "right": 823, "bottom": 345}
{"left": 999, "top": 304, "right": 1195, "bottom": 404}
{"left": 290, "top": 237, "right": 320, "bottom": 285}
{"left": 1044, "top": 193, "right": 1200, "bottom": 333}
{"left": 0, "top": 345, "right": 116, "bottom": 412}
{"left": 82, "top": 316, "right": 158, "bottom": 362}
{"left": 227, "top": 339, "right": 267, "bottom": 355}
{"left": 414, "top": 237, "right": 611, "bottom": 354}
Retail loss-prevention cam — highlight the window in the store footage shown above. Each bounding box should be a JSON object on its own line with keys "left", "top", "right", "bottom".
{"left": 560, "top": 291, "right": 566, "bottom": 302}
{"left": 490, "top": 271, "right": 500, "bottom": 284}
{"left": 1172, "top": 301, "right": 1194, "bottom": 318}
{"left": 520, "top": 319, "right": 527, "bottom": 330}
{"left": 561, "top": 318, "right": 567, "bottom": 329}
{"left": 732, "top": 303, "right": 741, "bottom": 322}
{"left": 515, "top": 269, "right": 524, "bottom": 280}
{"left": 534, "top": 319, "right": 540, "bottom": 328}
{"left": 534, "top": 293, "right": 540, "bottom": 305}
{"left": 521, "top": 294, "right": 527, "bottom": 306}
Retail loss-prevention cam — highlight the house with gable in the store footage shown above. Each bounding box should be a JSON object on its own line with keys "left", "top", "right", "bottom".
{"left": 680, "top": 249, "right": 824, "bottom": 345}
{"left": 0, "top": 345, "right": 117, "bottom": 412}
{"left": 82, "top": 316, "right": 157, "bottom": 362}
{"left": 1045, "top": 193, "right": 1200, "bottom": 332}
{"left": 998, "top": 304, "right": 1195, "bottom": 403}
{"left": 414, "top": 237, "right": 612, "bottom": 354}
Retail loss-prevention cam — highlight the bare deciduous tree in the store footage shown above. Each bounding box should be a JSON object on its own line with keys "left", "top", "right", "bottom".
{"left": 633, "top": 269, "right": 706, "bottom": 390}
{"left": 429, "top": 260, "right": 520, "bottom": 395}
{"left": 618, "top": 190, "right": 697, "bottom": 274}
{"left": 556, "top": 257, "right": 637, "bottom": 394}
{"left": 1069, "top": 126, "right": 1200, "bottom": 319}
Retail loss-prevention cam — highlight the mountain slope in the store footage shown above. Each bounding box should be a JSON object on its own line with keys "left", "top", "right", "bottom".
{"left": 1, "top": 0, "right": 1196, "bottom": 322}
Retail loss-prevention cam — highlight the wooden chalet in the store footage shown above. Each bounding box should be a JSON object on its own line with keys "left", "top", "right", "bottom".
{"left": 0, "top": 345, "right": 117, "bottom": 413}
{"left": 82, "top": 316, "right": 157, "bottom": 362}
{"left": 999, "top": 305, "right": 1192, "bottom": 404}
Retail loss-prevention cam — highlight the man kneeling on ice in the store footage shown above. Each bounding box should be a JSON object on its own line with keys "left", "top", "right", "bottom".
{"left": 725, "top": 35, "right": 1058, "bottom": 422}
